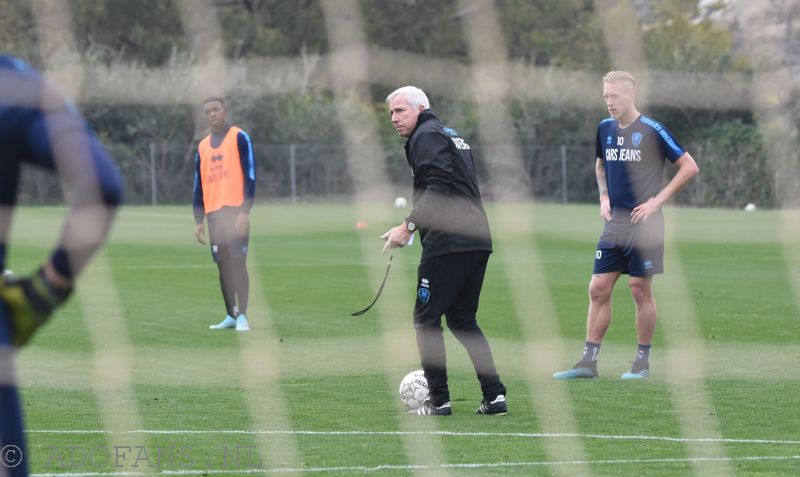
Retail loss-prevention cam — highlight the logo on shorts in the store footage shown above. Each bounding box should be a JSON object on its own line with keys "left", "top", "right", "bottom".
{"left": 418, "top": 277, "right": 431, "bottom": 304}
{"left": 644, "top": 260, "right": 653, "bottom": 270}
{"left": 595, "top": 250, "right": 602, "bottom": 259}
{"left": 418, "top": 287, "right": 430, "bottom": 304}
{"left": 632, "top": 132, "right": 643, "bottom": 147}
{"left": 212, "top": 245, "right": 218, "bottom": 253}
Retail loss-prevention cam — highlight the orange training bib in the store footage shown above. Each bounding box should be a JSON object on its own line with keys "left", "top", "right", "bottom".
{"left": 198, "top": 126, "right": 245, "bottom": 214}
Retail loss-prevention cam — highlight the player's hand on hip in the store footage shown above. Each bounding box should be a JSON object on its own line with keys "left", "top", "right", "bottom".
{"left": 599, "top": 194, "right": 612, "bottom": 221}
{"left": 631, "top": 197, "right": 661, "bottom": 224}
{"left": 195, "top": 223, "right": 206, "bottom": 244}
{"left": 235, "top": 211, "right": 250, "bottom": 237}
{"left": 0, "top": 267, "right": 72, "bottom": 346}
{"left": 380, "top": 225, "right": 412, "bottom": 254}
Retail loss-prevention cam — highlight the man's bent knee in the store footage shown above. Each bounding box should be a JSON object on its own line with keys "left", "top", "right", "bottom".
{"left": 445, "top": 313, "right": 478, "bottom": 333}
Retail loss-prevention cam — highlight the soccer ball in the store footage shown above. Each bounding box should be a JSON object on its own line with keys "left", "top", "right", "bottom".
{"left": 394, "top": 196, "right": 408, "bottom": 209}
{"left": 2, "top": 269, "right": 11, "bottom": 277}
{"left": 744, "top": 203, "right": 757, "bottom": 212}
{"left": 399, "top": 370, "right": 429, "bottom": 410}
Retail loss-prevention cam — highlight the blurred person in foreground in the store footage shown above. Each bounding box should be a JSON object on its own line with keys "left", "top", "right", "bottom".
{"left": 193, "top": 97, "right": 256, "bottom": 331}
{"left": 382, "top": 85, "right": 507, "bottom": 416}
{"left": 553, "top": 71, "right": 699, "bottom": 380}
{"left": 0, "top": 54, "right": 122, "bottom": 477}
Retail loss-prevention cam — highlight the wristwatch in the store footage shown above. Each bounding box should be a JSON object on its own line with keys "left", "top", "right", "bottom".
{"left": 405, "top": 221, "right": 416, "bottom": 232}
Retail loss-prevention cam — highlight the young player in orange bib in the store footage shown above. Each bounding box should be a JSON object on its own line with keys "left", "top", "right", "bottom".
{"left": 193, "top": 97, "right": 256, "bottom": 331}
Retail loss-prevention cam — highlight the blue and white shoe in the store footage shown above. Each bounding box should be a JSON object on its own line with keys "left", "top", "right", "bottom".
{"left": 553, "top": 361, "right": 598, "bottom": 379}
{"left": 235, "top": 314, "right": 250, "bottom": 331}
{"left": 209, "top": 315, "right": 236, "bottom": 330}
{"left": 621, "top": 361, "right": 650, "bottom": 379}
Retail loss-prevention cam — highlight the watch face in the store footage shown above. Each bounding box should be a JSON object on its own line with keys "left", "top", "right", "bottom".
{"left": 407, "top": 222, "right": 416, "bottom": 231}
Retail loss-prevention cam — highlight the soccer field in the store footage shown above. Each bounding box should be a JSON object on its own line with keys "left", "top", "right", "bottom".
{"left": 9, "top": 203, "right": 800, "bottom": 476}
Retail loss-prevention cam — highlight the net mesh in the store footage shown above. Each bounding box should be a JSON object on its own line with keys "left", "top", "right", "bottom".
{"left": 6, "top": 0, "right": 800, "bottom": 474}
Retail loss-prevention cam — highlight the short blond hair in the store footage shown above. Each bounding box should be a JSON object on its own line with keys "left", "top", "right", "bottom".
{"left": 603, "top": 71, "right": 636, "bottom": 89}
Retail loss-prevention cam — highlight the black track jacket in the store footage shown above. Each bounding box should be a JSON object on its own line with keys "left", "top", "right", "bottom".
{"left": 404, "top": 110, "right": 492, "bottom": 261}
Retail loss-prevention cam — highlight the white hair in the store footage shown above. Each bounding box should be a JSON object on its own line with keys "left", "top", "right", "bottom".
{"left": 385, "top": 86, "right": 430, "bottom": 109}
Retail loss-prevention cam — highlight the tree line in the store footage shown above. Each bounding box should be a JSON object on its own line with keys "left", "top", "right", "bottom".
{"left": 2, "top": 0, "right": 778, "bottom": 207}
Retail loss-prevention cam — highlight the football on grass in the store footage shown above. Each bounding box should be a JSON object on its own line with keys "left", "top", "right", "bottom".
{"left": 399, "top": 370, "right": 429, "bottom": 410}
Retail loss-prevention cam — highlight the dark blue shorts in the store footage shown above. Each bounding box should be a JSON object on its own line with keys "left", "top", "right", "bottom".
{"left": 593, "top": 215, "right": 664, "bottom": 277}
{"left": 207, "top": 207, "right": 250, "bottom": 263}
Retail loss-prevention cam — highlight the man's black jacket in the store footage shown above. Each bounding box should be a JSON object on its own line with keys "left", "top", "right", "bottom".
{"left": 404, "top": 110, "right": 492, "bottom": 261}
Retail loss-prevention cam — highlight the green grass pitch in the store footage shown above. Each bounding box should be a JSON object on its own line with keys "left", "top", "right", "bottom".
{"left": 7, "top": 203, "right": 800, "bottom": 476}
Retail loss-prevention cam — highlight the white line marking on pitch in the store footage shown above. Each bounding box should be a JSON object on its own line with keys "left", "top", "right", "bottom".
{"left": 26, "top": 429, "right": 800, "bottom": 445}
{"left": 28, "top": 455, "right": 800, "bottom": 476}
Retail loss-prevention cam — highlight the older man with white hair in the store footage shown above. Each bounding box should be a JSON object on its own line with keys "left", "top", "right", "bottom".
{"left": 382, "top": 85, "right": 507, "bottom": 416}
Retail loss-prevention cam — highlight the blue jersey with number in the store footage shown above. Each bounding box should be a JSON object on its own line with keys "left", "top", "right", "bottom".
{"left": 595, "top": 115, "right": 685, "bottom": 223}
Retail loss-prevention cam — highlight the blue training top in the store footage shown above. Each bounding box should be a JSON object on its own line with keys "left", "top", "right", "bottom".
{"left": 595, "top": 114, "right": 685, "bottom": 224}
{"left": 0, "top": 54, "right": 122, "bottom": 277}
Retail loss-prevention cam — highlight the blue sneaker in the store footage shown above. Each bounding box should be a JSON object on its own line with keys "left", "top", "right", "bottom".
{"left": 209, "top": 315, "right": 236, "bottom": 330}
{"left": 235, "top": 314, "right": 250, "bottom": 331}
{"left": 621, "top": 361, "right": 650, "bottom": 379}
{"left": 553, "top": 361, "right": 598, "bottom": 379}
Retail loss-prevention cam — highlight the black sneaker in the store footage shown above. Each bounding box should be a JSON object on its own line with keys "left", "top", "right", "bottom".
{"left": 476, "top": 394, "right": 507, "bottom": 415}
{"left": 410, "top": 398, "right": 452, "bottom": 416}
